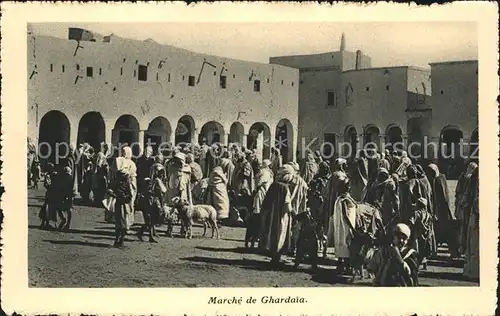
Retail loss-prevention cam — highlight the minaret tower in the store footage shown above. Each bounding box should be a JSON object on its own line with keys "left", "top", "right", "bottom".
{"left": 340, "top": 32, "right": 346, "bottom": 51}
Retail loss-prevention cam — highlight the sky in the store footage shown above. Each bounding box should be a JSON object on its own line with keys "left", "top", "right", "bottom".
{"left": 29, "top": 22, "right": 477, "bottom": 68}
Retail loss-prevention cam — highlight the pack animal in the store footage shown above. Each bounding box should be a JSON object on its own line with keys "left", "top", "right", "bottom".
{"left": 171, "top": 197, "right": 220, "bottom": 239}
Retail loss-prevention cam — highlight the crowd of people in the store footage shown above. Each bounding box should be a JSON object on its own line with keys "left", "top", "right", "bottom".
{"left": 28, "top": 136, "right": 480, "bottom": 286}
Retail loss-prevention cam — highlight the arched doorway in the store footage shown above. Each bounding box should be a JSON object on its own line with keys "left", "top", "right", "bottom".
{"left": 175, "top": 115, "right": 195, "bottom": 145}
{"left": 363, "top": 125, "right": 380, "bottom": 152}
{"left": 469, "top": 128, "right": 478, "bottom": 162}
{"left": 77, "top": 112, "right": 105, "bottom": 151}
{"left": 343, "top": 126, "right": 358, "bottom": 158}
{"left": 385, "top": 124, "right": 403, "bottom": 153}
{"left": 199, "top": 121, "right": 225, "bottom": 145}
{"left": 145, "top": 116, "right": 172, "bottom": 155}
{"left": 113, "top": 114, "right": 140, "bottom": 157}
{"left": 229, "top": 122, "right": 244, "bottom": 146}
{"left": 38, "top": 110, "right": 71, "bottom": 166}
{"left": 275, "top": 119, "right": 294, "bottom": 163}
{"left": 439, "top": 126, "right": 464, "bottom": 180}
{"left": 248, "top": 122, "right": 271, "bottom": 161}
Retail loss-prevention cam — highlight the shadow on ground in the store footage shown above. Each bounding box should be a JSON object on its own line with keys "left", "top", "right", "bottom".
{"left": 43, "top": 239, "right": 112, "bottom": 248}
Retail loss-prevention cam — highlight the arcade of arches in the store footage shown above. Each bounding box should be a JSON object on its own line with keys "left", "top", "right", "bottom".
{"left": 36, "top": 111, "right": 295, "bottom": 162}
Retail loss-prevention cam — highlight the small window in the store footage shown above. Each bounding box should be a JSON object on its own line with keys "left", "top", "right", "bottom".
{"left": 233, "top": 74, "right": 235, "bottom": 79}
{"left": 366, "top": 87, "right": 370, "bottom": 91}
{"left": 182, "top": 75, "right": 185, "bottom": 81}
{"left": 254, "top": 80, "right": 261, "bottom": 92}
{"left": 123, "top": 58, "right": 126, "bottom": 63}
{"left": 440, "top": 90, "right": 444, "bottom": 95}
{"left": 220, "top": 75, "right": 227, "bottom": 89}
{"left": 50, "top": 64, "right": 53, "bottom": 72}
{"left": 267, "top": 78, "right": 269, "bottom": 83}
{"left": 99, "top": 68, "right": 102, "bottom": 75}
{"left": 188, "top": 75, "right": 196, "bottom": 87}
{"left": 120, "top": 67, "right": 123, "bottom": 76}
{"left": 327, "top": 91, "right": 335, "bottom": 107}
{"left": 156, "top": 73, "right": 159, "bottom": 81}
{"left": 133, "top": 70, "right": 137, "bottom": 77}
{"left": 300, "top": 80, "right": 304, "bottom": 84}
{"left": 86, "top": 67, "right": 93, "bottom": 77}
{"left": 76, "top": 64, "right": 80, "bottom": 71}
{"left": 386, "top": 85, "right": 389, "bottom": 91}
{"left": 291, "top": 81, "right": 294, "bottom": 87}
{"left": 62, "top": 65, "right": 65, "bottom": 73}
{"left": 214, "top": 71, "right": 217, "bottom": 76}
{"left": 281, "top": 80, "right": 284, "bottom": 85}
{"left": 168, "top": 73, "right": 171, "bottom": 82}
{"left": 138, "top": 65, "right": 147, "bottom": 81}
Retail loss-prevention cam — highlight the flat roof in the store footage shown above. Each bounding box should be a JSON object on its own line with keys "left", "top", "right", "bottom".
{"left": 342, "top": 65, "right": 429, "bottom": 74}
{"left": 429, "top": 60, "right": 478, "bottom": 66}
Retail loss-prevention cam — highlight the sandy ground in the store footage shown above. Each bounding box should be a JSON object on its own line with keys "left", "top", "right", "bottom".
{"left": 28, "top": 181, "right": 478, "bottom": 288}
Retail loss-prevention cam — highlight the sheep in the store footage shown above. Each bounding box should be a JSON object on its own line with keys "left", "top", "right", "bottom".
{"left": 171, "top": 197, "right": 220, "bottom": 239}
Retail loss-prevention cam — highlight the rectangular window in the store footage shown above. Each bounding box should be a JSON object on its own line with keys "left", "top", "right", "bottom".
{"left": 168, "top": 73, "right": 171, "bottom": 82}
{"left": 254, "top": 80, "right": 261, "bottom": 92}
{"left": 156, "top": 73, "right": 159, "bottom": 81}
{"left": 214, "top": 71, "right": 217, "bottom": 76}
{"left": 86, "top": 67, "right": 93, "bottom": 77}
{"left": 76, "top": 64, "right": 80, "bottom": 71}
{"left": 188, "top": 75, "right": 196, "bottom": 87}
{"left": 133, "top": 70, "right": 137, "bottom": 77}
{"left": 62, "top": 65, "right": 65, "bottom": 73}
{"left": 220, "top": 75, "right": 227, "bottom": 89}
{"left": 267, "top": 78, "right": 269, "bottom": 83}
{"left": 327, "top": 91, "right": 335, "bottom": 107}
{"left": 281, "top": 80, "right": 284, "bottom": 85}
{"left": 120, "top": 67, "right": 123, "bottom": 76}
{"left": 138, "top": 65, "right": 147, "bottom": 81}
{"left": 99, "top": 68, "right": 102, "bottom": 75}
{"left": 50, "top": 64, "right": 53, "bottom": 72}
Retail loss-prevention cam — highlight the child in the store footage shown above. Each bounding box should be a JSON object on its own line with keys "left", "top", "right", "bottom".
{"left": 39, "top": 163, "right": 57, "bottom": 229}
{"left": 294, "top": 210, "right": 320, "bottom": 271}
{"left": 30, "top": 159, "right": 42, "bottom": 189}
{"left": 372, "top": 223, "right": 419, "bottom": 286}
{"left": 57, "top": 166, "right": 75, "bottom": 231}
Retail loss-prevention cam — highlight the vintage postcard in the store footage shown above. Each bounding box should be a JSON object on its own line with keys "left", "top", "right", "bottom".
{"left": 1, "top": 2, "right": 498, "bottom": 315}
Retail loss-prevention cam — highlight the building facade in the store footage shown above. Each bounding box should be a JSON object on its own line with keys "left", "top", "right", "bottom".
{"left": 28, "top": 28, "right": 300, "bottom": 163}
{"left": 28, "top": 29, "right": 478, "bottom": 178}
{"left": 270, "top": 34, "right": 477, "bottom": 178}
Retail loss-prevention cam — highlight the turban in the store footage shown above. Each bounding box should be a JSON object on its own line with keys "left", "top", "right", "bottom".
{"left": 393, "top": 223, "right": 411, "bottom": 239}
{"left": 261, "top": 159, "right": 272, "bottom": 169}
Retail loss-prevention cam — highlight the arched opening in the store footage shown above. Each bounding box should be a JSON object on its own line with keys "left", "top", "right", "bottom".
{"left": 175, "top": 115, "right": 195, "bottom": 146}
{"left": 363, "top": 125, "right": 380, "bottom": 152}
{"left": 113, "top": 114, "right": 140, "bottom": 157}
{"left": 145, "top": 116, "right": 172, "bottom": 155}
{"left": 199, "top": 121, "right": 225, "bottom": 146}
{"left": 385, "top": 124, "right": 403, "bottom": 153}
{"left": 439, "top": 126, "right": 464, "bottom": 180}
{"left": 77, "top": 112, "right": 105, "bottom": 152}
{"left": 469, "top": 128, "right": 478, "bottom": 162}
{"left": 248, "top": 122, "right": 271, "bottom": 161}
{"left": 228, "top": 122, "right": 244, "bottom": 146}
{"left": 275, "top": 119, "right": 294, "bottom": 163}
{"left": 38, "top": 110, "right": 71, "bottom": 166}
{"left": 343, "top": 126, "right": 358, "bottom": 158}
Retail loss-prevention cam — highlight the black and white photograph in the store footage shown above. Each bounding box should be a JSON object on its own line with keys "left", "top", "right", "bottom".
{"left": 1, "top": 2, "right": 498, "bottom": 315}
